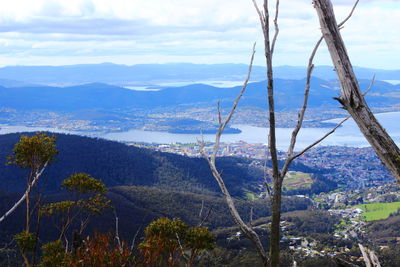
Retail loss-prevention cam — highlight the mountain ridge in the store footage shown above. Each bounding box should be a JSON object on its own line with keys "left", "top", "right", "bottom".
{"left": 0, "top": 63, "right": 398, "bottom": 86}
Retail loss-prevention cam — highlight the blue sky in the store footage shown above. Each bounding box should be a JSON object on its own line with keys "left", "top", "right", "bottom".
{"left": 0, "top": 0, "right": 399, "bottom": 69}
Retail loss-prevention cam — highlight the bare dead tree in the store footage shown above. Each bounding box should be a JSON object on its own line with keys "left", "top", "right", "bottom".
{"left": 254, "top": 0, "right": 361, "bottom": 265}
{"left": 313, "top": 0, "right": 400, "bottom": 182}
{"left": 199, "top": 0, "right": 362, "bottom": 266}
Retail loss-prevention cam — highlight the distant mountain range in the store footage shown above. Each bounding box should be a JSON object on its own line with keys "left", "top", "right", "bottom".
{"left": 0, "top": 63, "right": 398, "bottom": 87}
{"left": 0, "top": 78, "right": 399, "bottom": 112}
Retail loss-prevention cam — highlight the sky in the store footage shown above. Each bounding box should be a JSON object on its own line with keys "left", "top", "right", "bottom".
{"left": 0, "top": 0, "right": 399, "bottom": 69}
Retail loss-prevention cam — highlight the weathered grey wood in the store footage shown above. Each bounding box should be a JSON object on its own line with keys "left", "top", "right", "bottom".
{"left": 313, "top": 0, "right": 400, "bottom": 182}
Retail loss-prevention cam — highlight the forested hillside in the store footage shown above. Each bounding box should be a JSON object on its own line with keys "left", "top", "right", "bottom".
{"left": 0, "top": 133, "right": 265, "bottom": 197}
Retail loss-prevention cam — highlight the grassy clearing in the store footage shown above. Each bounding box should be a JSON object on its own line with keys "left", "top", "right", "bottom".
{"left": 283, "top": 171, "right": 313, "bottom": 190}
{"left": 357, "top": 201, "right": 400, "bottom": 221}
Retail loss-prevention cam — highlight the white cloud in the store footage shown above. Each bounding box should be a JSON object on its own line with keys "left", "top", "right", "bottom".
{"left": 0, "top": 0, "right": 398, "bottom": 69}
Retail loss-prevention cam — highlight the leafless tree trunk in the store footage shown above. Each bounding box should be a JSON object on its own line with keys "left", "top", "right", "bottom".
{"left": 313, "top": 0, "right": 400, "bottom": 182}
{"left": 202, "top": 1, "right": 361, "bottom": 266}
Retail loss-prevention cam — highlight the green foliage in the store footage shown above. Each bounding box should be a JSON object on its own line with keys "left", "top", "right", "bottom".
{"left": 62, "top": 173, "right": 107, "bottom": 195}
{"left": 139, "top": 217, "right": 215, "bottom": 266}
{"left": 144, "top": 217, "right": 188, "bottom": 241}
{"left": 6, "top": 133, "right": 57, "bottom": 170}
{"left": 283, "top": 210, "right": 341, "bottom": 236}
{"left": 40, "top": 173, "right": 111, "bottom": 241}
{"left": 39, "top": 240, "right": 68, "bottom": 267}
{"left": 14, "top": 231, "right": 36, "bottom": 253}
{"left": 80, "top": 194, "right": 111, "bottom": 214}
{"left": 41, "top": 172, "right": 111, "bottom": 217}
{"left": 185, "top": 226, "right": 216, "bottom": 251}
{"left": 39, "top": 201, "right": 76, "bottom": 216}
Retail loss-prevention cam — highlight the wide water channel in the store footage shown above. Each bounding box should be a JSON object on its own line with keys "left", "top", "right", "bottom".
{"left": 1, "top": 112, "right": 399, "bottom": 150}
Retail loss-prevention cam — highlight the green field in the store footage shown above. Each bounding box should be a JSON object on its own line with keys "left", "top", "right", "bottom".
{"left": 283, "top": 171, "right": 313, "bottom": 190}
{"left": 357, "top": 202, "right": 400, "bottom": 221}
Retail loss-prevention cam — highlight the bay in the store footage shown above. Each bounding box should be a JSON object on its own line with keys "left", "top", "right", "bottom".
{"left": 1, "top": 112, "right": 399, "bottom": 150}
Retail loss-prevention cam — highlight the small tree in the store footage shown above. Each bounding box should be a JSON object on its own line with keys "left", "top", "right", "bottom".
{"left": 40, "top": 173, "right": 111, "bottom": 249}
{"left": 0, "top": 133, "right": 58, "bottom": 227}
{"left": 0, "top": 133, "right": 57, "bottom": 266}
{"left": 139, "top": 217, "right": 215, "bottom": 267}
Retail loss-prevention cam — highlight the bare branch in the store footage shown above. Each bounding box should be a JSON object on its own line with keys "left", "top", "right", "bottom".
{"left": 252, "top": 0, "right": 266, "bottom": 33}
{"left": 198, "top": 207, "right": 212, "bottom": 227}
{"left": 200, "top": 43, "right": 269, "bottom": 264}
{"left": 270, "top": 0, "right": 280, "bottom": 55}
{"left": 114, "top": 210, "right": 123, "bottom": 253}
{"left": 130, "top": 214, "right": 147, "bottom": 251}
{"left": 211, "top": 42, "right": 256, "bottom": 160}
{"left": 363, "top": 74, "right": 376, "bottom": 97}
{"left": 337, "top": 0, "right": 359, "bottom": 28}
{"left": 199, "top": 199, "right": 204, "bottom": 218}
{"left": 281, "top": 0, "right": 360, "bottom": 178}
{"left": 288, "top": 74, "right": 375, "bottom": 164}
{"left": 292, "top": 116, "right": 350, "bottom": 161}
{"left": 0, "top": 162, "right": 48, "bottom": 224}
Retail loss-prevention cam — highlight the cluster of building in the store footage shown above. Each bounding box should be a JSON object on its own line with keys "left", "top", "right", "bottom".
{"left": 135, "top": 141, "right": 395, "bottom": 191}
{"left": 135, "top": 141, "right": 269, "bottom": 159}
{"left": 295, "top": 146, "right": 394, "bottom": 189}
